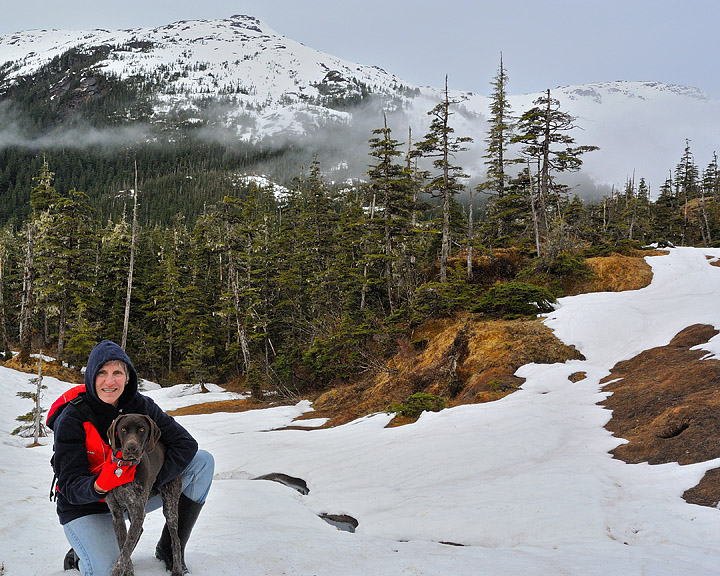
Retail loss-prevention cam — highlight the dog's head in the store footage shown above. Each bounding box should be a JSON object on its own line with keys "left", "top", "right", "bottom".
{"left": 107, "top": 414, "right": 162, "bottom": 461}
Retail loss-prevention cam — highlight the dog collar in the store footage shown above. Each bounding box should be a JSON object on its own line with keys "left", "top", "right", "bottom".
{"left": 112, "top": 451, "right": 140, "bottom": 467}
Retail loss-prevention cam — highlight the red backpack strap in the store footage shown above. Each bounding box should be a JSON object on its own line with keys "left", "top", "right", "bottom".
{"left": 46, "top": 384, "right": 87, "bottom": 430}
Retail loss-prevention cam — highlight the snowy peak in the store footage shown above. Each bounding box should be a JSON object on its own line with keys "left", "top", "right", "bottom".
{"left": 0, "top": 14, "right": 405, "bottom": 105}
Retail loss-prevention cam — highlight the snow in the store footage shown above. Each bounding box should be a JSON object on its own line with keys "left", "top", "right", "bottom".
{"left": 2, "top": 246, "right": 720, "bottom": 575}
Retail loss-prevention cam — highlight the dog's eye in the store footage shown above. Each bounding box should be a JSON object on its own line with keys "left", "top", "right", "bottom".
{"left": 120, "top": 427, "right": 127, "bottom": 433}
{"left": 139, "top": 427, "right": 145, "bottom": 433}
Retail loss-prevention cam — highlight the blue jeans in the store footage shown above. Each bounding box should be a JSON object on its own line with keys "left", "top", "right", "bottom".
{"left": 63, "top": 449, "right": 214, "bottom": 576}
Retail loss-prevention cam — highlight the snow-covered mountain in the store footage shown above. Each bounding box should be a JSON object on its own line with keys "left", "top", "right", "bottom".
{"left": 1, "top": 14, "right": 718, "bottom": 196}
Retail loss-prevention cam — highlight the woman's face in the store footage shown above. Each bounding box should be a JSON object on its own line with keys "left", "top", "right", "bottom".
{"left": 95, "top": 360, "right": 127, "bottom": 407}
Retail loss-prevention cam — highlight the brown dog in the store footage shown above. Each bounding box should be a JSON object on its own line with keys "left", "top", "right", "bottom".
{"left": 105, "top": 414, "right": 183, "bottom": 576}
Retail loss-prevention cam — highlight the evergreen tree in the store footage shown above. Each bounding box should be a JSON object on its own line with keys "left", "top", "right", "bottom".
{"left": 478, "top": 55, "right": 516, "bottom": 243}
{"left": 142, "top": 221, "right": 187, "bottom": 381}
{"left": 0, "top": 224, "right": 20, "bottom": 354}
{"left": 701, "top": 153, "right": 720, "bottom": 243}
{"left": 367, "top": 116, "right": 415, "bottom": 310}
{"left": 674, "top": 140, "right": 700, "bottom": 243}
{"left": 12, "top": 355, "right": 48, "bottom": 444}
{"left": 702, "top": 152, "right": 720, "bottom": 201}
{"left": 479, "top": 168, "right": 531, "bottom": 248}
{"left": 482, "top": 55, "right": 514, "bottom": 199}
{"left": 94, "top": 217, "right": 132, "bottom": 341}
{"left": 513, "top": 89, "right": 598, "bottom": 254}
{"left": 652, "top": 174, "right": 683, "bottom": 243}
{"left": 630, "top": 177, "right": 653, "bottom": 244}
{"left": 33, "top": 186, "right": 95, "bottom": 362}
{"left": 413, "top": 77, "right": 473, "bottom": 282}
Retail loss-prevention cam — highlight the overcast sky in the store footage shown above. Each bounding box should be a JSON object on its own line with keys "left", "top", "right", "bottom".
{"left": 1, "top": 0, "right": 718, "bottom": 98}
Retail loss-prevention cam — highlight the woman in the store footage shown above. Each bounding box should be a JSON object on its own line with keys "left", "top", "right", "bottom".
{"left": 51, "top": 339, "right": 214, "bottom": 575}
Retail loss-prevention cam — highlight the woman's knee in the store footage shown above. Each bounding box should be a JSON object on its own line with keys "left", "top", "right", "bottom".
{"left": 63, "top": 514, "right": 119, "bottom": 576}
{"left": 181, "top": 449, "right": 214, "bottom": 503}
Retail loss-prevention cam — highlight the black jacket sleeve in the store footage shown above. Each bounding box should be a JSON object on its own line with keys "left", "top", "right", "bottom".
{"left": 53, "top": 407, "right": 107, "bottom": 505}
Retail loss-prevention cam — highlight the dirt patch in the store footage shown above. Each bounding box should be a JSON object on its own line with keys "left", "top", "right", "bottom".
{"left": 600, "top": 324, "right": 720, "bottom": 507}
{"left": 4, "top": 355, "right": 83, "bottom": 384}
{"left": 564, "top": 252, "right": 658, "bottom": 295}
{"left": 312, "top": 314, "right": 584, "bottom": 426}
{"left": 168, "top": 398, "right": 271, "bottom": 417}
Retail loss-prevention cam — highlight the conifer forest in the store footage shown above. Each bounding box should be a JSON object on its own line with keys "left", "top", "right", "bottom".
{"left": 0, "top": 68, "right": 718, "bottom": 397}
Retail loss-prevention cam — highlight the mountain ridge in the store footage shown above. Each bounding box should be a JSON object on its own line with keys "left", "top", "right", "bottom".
{"left": 1, "top": 14, "right": 718, "bottom": 195}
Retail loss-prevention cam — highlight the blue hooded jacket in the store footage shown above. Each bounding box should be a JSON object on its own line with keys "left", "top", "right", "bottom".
{"left": 52, "top": 340, "right": 198, "bottom": 524}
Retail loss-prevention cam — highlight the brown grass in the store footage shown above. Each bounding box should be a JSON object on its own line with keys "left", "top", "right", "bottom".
{"left": 168, "top": 398, "right": 272, "bottom": 417}
{"left": 564, "top": 251, "right": 659, "bottom": 295}
{"left": 311, "top": 314, "right": 584, "bottom": 426}
{"left": 4, "top": 355, "right": 83, "bottom": 383}
{"left": 600, "top": 323, "right": 720, "bottom": 507}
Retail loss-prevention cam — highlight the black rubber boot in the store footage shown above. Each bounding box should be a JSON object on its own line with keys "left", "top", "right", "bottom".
{"left": 155, "top": 493, "right": 204, "bottom": 574}
{"left": 63, "top": 548, "right": 80, "bottom": 571}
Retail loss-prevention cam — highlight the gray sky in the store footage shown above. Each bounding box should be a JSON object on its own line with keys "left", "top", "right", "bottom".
{"left": 1, "top": 0, "right": 719, "bottom": 98}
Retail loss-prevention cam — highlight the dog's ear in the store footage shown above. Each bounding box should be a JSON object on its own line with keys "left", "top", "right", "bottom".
{"left": 107, "top": 415, "right": 123, "bottom": 452}
{"left": 142, "top": 415, "right": 162, "bottom": 453}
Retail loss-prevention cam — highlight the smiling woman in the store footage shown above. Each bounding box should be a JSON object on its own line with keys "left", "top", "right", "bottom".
{"left": 94, "top": 360, "right": 128, "bottom": 407}
{"left": 48, "top": 339, "right": 214, "bottom": 576}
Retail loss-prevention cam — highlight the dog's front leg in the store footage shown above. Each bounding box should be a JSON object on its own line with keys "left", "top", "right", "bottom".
{"left": 107, "top": 499, "right": 128, "bottom": 551}
{"left": 110, "top": 508, "right": 144, "bottom": 576}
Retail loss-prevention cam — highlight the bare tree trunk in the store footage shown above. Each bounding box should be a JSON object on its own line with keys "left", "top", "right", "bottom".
{"left": 122, "top": 161, "right": 139, "bottom": 350}
{"left": 440, "top": 79, "right": 451, "bottom": 283}
{"left": 467, "top": 187, "right": 474, "bottom": 280}
{"left": 32, "top": 353, "right": 44, "bottom": 445}
{"left": 19, "top": 223, "right": 35, "bottom": 365}
{"left": 0, "top": 248, "right": 8, "bottom": 353}
{"left": 225, "top": 220, "right": 251, "bottom": 375}
{"left": 528, "top": 162, "right": 542, "bottom": 257}
{"left": 700, "top": 189, "right": 712, "bottom": 244}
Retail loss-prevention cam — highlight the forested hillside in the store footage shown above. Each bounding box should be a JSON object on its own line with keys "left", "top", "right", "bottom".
{"left": 1, "top": 84, "right": 718, "bottom": 399}
{"left": 1, "top": 22, "right": 719, "bottom": 399}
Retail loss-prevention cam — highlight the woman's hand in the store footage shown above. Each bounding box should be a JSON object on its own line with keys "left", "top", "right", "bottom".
{"left": 94, "top": 451, "right": 137, "bottom": 494}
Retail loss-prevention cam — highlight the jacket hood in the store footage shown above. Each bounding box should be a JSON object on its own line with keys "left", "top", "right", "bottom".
{"left": 84, "top": 340, "right": 138, "bottom": 409}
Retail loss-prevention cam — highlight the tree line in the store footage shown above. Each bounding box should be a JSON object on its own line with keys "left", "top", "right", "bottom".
{"left": 1, "top": 61, "right": 718, "bottom": 396}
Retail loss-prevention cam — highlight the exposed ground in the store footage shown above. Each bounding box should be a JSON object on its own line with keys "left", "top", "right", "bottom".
{"left": 601, "top": 323, "right": 720, "bottom": 507}
{"left": 311, "top": 315, "right": 585, "bottom": 426}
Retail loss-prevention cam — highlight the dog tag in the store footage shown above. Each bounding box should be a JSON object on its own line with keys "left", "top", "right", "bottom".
{"left": 115, "top": 468, "right": 123, "bottom": 478}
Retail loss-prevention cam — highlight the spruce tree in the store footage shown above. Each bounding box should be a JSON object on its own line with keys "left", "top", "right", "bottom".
{"left": 652, "top": 175, "right": 674, "bottom": 242}
{"left": 142, "top": 221, "right": 187, "bottom": 380}
{"left": 674, "top": 140, "right": 700, "bottom": 244}
{"left": 513, "top": 89, "right": 598, "bottom": 254}
{"left": 367, "top": 115, "right": 415, "bottom": 309}
{"left": 33, "top": 186, "right": 95, "bottom": 363}
{"left": 479, "top": 55, "right": 516, "bottom": 243}
{"left": 413, "top": 77, "right": 473, "bottom": 282}
{"left": 701, "top": 153, "right": 719, "bottom": 242}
